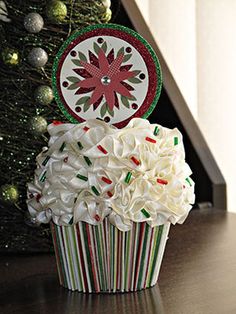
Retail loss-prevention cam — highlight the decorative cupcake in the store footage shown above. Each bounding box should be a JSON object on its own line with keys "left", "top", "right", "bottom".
{"left": 27, "top": 24, "right": 195, "bottom": 293}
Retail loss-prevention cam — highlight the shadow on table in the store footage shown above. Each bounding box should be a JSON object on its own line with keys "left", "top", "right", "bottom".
{"left": 0, "top": 274, "right": 165, "bottom": 314}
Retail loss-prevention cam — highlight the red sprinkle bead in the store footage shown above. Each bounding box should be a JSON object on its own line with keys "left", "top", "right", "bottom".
{"left": 36, "top": 194, "right": 42, "bottom": 202}
{"left": 157, "top": 178, "right": 168, "bottom": 185}
{"left": 131, "top": 156, "right": 140, "bottom": 166}
{"left": 53, "top": 120, "right": 63, "bottom": 125}
{"left": 101, "top": 176, "right": 112, "bottom": 184}
{"left": 145, "top": 137, "right": 156, "bottom": 143}
{"left": 97, "top": 145, "right": 108, "bottom": 154}
{"left": 83, "top": 126, "right": 90, "bottom": 132}
{"left": 107, "top": 191, "right": 113, "bottom": 198}
{"left": 94, "top": 214, "right": 101, "bottom": 221}
{"left": 63, "top": 157, "right": 68, "bottom": 163}
{"left": 183, "top": 185, "right": 186, "bottom": 189}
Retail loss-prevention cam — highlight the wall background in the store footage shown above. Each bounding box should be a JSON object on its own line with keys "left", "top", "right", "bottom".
{"left": 135, "top": 0, "right": 236, "bottom": 212}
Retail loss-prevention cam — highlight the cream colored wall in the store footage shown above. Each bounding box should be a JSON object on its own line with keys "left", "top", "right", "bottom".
{"left": 134, "top": 0, "right": 149, "bottom": 22}
{"left": 134, "top": 0, "right": 236, "bottom": 211}
{"left": 149, "top": 0, "right": 198, "bottom": 118}
{"left": 196, "top": 0, "right": 236, "bottom": 212}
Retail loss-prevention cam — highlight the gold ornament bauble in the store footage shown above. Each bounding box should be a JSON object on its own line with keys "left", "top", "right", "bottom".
{"left": 46, "top": 1, "right": 67, "bottom": 23}
{"left": 34, "top": 85, "right": 54, "bottom": 105}
{"left": 1, "top": 47, "right": 20, "bottom": 66}
{"left": 1, "top": 184, "right": 19, "bottom": 203}
{"left": 31, "top": 116, "right": 48, "bottom": 134}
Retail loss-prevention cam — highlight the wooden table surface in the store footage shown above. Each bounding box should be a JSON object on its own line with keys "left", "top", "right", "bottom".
{"left": 1, "top": 208, "right": 236, "bottom": 314}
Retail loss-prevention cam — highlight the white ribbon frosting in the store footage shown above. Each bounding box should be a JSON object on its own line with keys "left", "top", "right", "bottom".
{"left": 27, "top": 118, "right": 195, "bottom": 231}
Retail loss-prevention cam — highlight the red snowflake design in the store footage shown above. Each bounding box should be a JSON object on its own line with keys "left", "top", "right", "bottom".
{"left": 68, "top": 43, "right": 142, "bottom": 115}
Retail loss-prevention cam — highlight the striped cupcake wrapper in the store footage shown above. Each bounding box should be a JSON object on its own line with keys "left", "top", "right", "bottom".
{"left": 51, "top": 218, "right": 170, "bottom": 293}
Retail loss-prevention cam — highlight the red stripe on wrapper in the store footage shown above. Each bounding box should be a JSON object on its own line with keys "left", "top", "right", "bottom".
{"left": 86, "top": 224, "right": 100, "bottom": 292}
{"left": 134, "top": 223, "right": 145, "bottom": 290}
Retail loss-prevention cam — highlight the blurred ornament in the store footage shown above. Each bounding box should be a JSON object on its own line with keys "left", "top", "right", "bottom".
{"left": 31, "top": 116, "right": 48, "bottom": 134}
{"left": 102, "top": 0, "right": 111, "bottom": 9}
{"left": 46, "top": 1, "right": 67, "bottom": 23}
{"left": 27, "top": 47, "right": 48, "bottom": 68}
{"left": 0, "top": 1, "right": 11, "bottom": 23}
{"left": 101, "top": 8, "right": 112, "bottom": 22}
{"left": 34, "top": 85, "right": 54, "bottom": 105}
{"left": 0, "top": 184, "right": 19, "bottom": 203}
{"left": 1, "top": 47, "right": 20, "bottom": 66}
{"left": 24, "top": 13, "right": 44, "bottom": 34}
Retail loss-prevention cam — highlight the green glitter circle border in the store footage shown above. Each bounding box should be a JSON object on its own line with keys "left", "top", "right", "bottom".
{"left": 52, "top": 23, "right": 162, "bottom": 124}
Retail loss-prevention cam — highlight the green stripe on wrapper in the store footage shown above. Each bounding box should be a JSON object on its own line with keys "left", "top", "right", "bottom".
{"left": 148, "top": 225, "right": 164, "bottom": 286}
{"left": 64, "top": 228, "right": 76, "bottom": 289}
{"left": 137, "top": 224, "right": 150, "bottom": 290}
{"left": 70, "top": 225, "right": 83, "bottom": 290}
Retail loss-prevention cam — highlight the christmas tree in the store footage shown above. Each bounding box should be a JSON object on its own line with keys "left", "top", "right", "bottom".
{"left": 0, "top": 0, "right": 115, "bottom": 252}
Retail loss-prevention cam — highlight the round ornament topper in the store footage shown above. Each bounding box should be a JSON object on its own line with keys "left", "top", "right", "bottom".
{"left": 52, "top": 24, "right": 162, "bottom": 128}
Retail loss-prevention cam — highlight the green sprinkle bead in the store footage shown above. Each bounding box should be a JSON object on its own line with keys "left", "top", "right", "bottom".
{"left": 76, "top": 173, "right": 88, "bottom": 181}
{"left": 154, "top": 126, "right": 159, "bottom": 136}
{"left": 186, "top": 177, "right": 192, "bottom": 186}
{"left": 59, "top": 142, "right": 66, "bottom": 152}
{"left": 40, "top": 171, "right": 47, "bottom": 182}
{"left": 77, "top": 141, "right": 83, "bottom": 150}
{"left": 84, "top": 156, "right": 92, "bottom": 166}
{"left": 125, "top": 172, "right": 132, "bottom": 184}
{"left": 174, "top": 137, "right": 178, "bottom": 145}
{"left": 141, "top": 208, "right": 150, "bottom": 218}
{"left": 42, "top": 156, "right": 50, "bottom": 166}
{"left": 91, "top": 186, "right": 100, "bottom": 196}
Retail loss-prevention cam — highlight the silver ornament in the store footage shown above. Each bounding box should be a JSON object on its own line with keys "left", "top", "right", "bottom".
{"left": 34, "top": 85, "right": 54, "bottom": 105}
{"left": 24, "top": 12, "right": 44, "bottom": 33}
{"left": 27, "top": 47, "right": 48, "bottom": 68}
